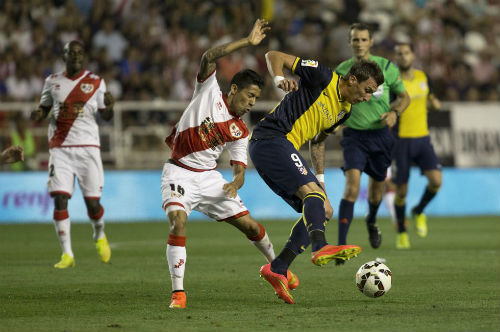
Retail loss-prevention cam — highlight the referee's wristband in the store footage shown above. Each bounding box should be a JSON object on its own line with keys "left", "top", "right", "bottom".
{"left": 273, "top": 75, "right": 285, "bottom": 87}
{"left": 316, "top": 174, "right": 325, "bottom": 182}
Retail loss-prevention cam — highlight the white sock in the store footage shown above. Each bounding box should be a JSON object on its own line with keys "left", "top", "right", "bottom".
{"left": 54, "top": 218, "right": 74, "bottom": 257}
{"left": 251, "top": 232, "right": 275, "bottom": 263}
{"left": 91, "top": 217, "right": 105, "bottom": 241}
{"left": 167, "top": 244, "right": 186, "bottom": 291}
{"left": 384, "top": 191, "right": 397, "bottom": 225}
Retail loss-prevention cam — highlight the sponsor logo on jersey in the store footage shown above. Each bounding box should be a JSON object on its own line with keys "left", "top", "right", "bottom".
{"left": 317, "top": 101, "right": 334, "bottom": 124}
{"left": 80, "top": 83, "right": 94, "bottom": 94}
{"left": 420, "top": 82, "right": 428, "bottom": 91}
{"left": 229, "top": 122, "right": 243, "bottom": 138}
{"left": 198, "top": 117, "right": 224, "bottom": 150}
{"left": 298, "top": 166, "right": 308, "bottom": 175}
{"left": 301, "top": 59, "right": 318, "bottom": 68}
{"left": 372, "top": 84, "right": 384, "bottom": 98}
{"left": 338, "top": 109, "right": 346, "bottom": 120}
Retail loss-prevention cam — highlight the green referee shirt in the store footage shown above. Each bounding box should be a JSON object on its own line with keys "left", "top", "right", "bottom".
{"left": 336, "top": 55, "right": 406, "bottom": 130}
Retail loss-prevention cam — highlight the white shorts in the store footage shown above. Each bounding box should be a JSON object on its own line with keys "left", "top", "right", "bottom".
{"left": 161, "top": 162, "right": 248, "bottom": 221}
{"left": 47, "top": 147, "right": 104, "bottom": 198}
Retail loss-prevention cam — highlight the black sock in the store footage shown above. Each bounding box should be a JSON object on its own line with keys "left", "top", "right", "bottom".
{"left": 366, "top": 201, "right": 381, "bottom": 227}
{"left": 309, "top": 230, "right": 327, "bottom": 252}
{"left": 413, "top": 187, "right": 437, "bottom": 215}
{"left": 271, "top": 248, "right": 296, "bottom": 276}
{"left": 284, "top": 217, "right": 310, "bottom": 255}
{"left": 395, "top": 202, "right": 406, "bottom": 233}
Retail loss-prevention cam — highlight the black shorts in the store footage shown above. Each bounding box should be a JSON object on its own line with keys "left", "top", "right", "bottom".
{"left": 341, "top": 127, "right": 394, "bottom": 182}
{"left": 249, "top": 137, "right": 320, "bottom": 213}
{"left": 392, "top": 136, "right": 441, "bottom": 184}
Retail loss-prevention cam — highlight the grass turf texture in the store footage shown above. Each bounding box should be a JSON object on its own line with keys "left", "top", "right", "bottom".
{"left": 0, "top": 216, "right": 499, "bottom": 332}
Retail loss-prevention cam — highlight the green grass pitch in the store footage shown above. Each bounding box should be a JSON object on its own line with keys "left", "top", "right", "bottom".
{"left": 1, "top": 216, "right": 499, "bottom": 332}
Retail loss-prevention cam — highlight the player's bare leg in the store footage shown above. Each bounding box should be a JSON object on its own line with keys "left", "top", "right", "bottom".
{"left": 166, "top": 209, "right": 187, "bottom": 308}
{"left": 52, "top": 194, "right": 75, "bottom": 268}
{"left": 85, "top": 197, "right": 110, "bottom": 263}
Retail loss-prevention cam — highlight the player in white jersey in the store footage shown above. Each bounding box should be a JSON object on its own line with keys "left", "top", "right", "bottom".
{"left": 162, "top": 19, "right": 298, "bottom": 309}
{"left": 31, "top": 40, "right": 114, "bottom": 269}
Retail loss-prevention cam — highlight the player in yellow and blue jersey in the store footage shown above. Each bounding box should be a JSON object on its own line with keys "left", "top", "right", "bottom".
{"left": 249, "top": 50, "right": 384, "bottom": 304}
{"left": 312, "top": 23, "right": 410, "bottom": 254}
{"left": 392, "top": 42, "right": 442, "bottom": 249}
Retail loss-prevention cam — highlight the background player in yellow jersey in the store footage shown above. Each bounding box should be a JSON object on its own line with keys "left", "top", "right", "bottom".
{"left": 250, "top": 50, "right": 384, "bottom": 304}
{"left": 392, "top": 42, "right": 442, "bottom": 249}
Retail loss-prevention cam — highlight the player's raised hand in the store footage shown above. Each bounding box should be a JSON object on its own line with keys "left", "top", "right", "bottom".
{"left": 248, "top": 19, "right": 270, "bottom": 46}
{"left": 223, "top": 182, "right": 239, "bottom": 198}
{"left": 277, "top": 78, "right": 299, "bottom": 92}
{"left": 1, "top": 145, "right": 24, "bottom": 164}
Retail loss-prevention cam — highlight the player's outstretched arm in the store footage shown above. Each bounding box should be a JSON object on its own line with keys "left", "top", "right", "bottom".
{"left": 99, "top": 91, "right": 114, "bottom": 121}
{"left": 223, "top": 164, "right": 246, "bottom": 198}
{"left": 198, "top": 18, "right": 270, "bottom": 80}
{"left": 265, "top": 51, "right": 299, "bottom": 92}
{"left": 30, "top": 106, "right": 51, "bottom": 122}
{"left": 0, "top": 145, "right": 24, "bottom": 164}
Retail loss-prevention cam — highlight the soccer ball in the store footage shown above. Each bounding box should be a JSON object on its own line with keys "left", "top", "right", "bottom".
{"left": 355, "top": 261, "right": 392, "bottom": 298}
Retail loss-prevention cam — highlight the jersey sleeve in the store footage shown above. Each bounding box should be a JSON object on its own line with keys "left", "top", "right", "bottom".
{"left": 39, "top": 76, "right": 53, "bottom": 107}
{"left": 291, "top": 58, "right": 332, "bottom": 90}
{"left": 194, "top": 69, "right": 218, "bottom": 96}
{"left": 97, "top": 79, "right": 107, "bottom": 110}
{"left": 385, "top": 62, "right": 406, "bottom": 95}
{"left": 226, "top": 137, "right": 248, "bottom": 168}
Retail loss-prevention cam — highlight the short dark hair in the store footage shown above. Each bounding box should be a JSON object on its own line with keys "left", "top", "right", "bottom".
{"left": 394, "top": 42, "right": 414, "bottom": 52}
{"left": 350, "top": 22, "right": 373, "bottom": 38}
{"left": 344, "top": 60, "right": 384, "bottom": 86}
{"left": 230, "top": 69, "right": 264, "bottom": 89}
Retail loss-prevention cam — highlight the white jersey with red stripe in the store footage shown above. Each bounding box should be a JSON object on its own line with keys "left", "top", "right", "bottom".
{"left": 39, "top": 70, "right": 107, "bottom": 149}
{"left": 165, "top": 70, "right": 249, "bottom": 171}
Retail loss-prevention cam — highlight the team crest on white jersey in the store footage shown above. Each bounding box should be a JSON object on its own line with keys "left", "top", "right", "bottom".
{"left": 80, "top": 83, "right": 94, "bottom": 94}
{"left": 229, "top": 123, "right": 243, "bottom": 138}
{"left": 301, "top": 59, "right": 318, "bottom": 68}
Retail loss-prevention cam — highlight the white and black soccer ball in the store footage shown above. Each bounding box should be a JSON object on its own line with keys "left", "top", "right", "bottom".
{"left": 355, "top": 261, "right": 392, "bottom": 298}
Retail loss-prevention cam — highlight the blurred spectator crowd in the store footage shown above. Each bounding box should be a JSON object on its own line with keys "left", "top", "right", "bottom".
{"left": 0, "top": 0, "right": 499, "bottom": 105}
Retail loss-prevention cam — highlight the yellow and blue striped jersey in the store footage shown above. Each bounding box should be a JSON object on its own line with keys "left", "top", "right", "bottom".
{"left": 252, "top": 57, "right": 352, "bottom": 150}
{"left": 398, "top": 69, "right": 430, "bottom": 138}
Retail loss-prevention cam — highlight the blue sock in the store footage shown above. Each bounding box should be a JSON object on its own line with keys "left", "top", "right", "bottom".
{"left": 338, "top": 199, "right": 354, "bottom": 245}
{"left": 284, "top": 217, "right": 310, "bottom": 255}
{"left": 303, "top": 192, "right": 327, "bottom": 252}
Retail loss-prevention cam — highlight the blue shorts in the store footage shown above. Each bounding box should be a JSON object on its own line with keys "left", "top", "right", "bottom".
{"left": 392, "top": 136, "right": 441, "bottom": 184}
{"left": 249, "top": 137, "right": 319, "bottom": 213}
{"left": 341, "top": 127, "right": 394, "bottom": 182}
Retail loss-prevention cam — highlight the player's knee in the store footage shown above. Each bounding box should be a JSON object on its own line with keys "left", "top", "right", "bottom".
{"left": 343, "top": 186, "right": 359, "bottom": 201}
{"left": 85, "top": 199, "right": 101, "bottom": 216}
{"left": 168, "top": 210, "right": 187, "bottom": 234}
{"left": 429, "top": 178, "right": 442, "bottom": 191}
{"left": 53, "top": 194, "right": 69, "bottom": 210}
